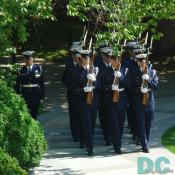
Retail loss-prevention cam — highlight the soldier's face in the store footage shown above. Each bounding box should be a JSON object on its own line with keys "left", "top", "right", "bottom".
{"left": 102, "top": 54, "right": 110, "bottom": 64}
{"left": 129, "top": 50, "right": 135, "bottom": 57}
{"left": 81, "top": 57, "right": 89, "bottom": 66}
{"left": 72, "top": 54, "right": 78, "bottom": 62}
{"left": 24, "top": 57, "right": 33, "bottom": 66}
{"left": 110, "top": 58, "right": 116, "bottom": 67}
{"left": 137, "top": 60, "right": 146, "bottom": 69}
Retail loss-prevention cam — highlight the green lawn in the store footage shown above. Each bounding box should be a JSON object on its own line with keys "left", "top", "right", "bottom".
{"left": 161, "top": 126, "right": 175, "bottom": 154}
{"left": 36, "top": 48, "right": 69, "bottom": 63}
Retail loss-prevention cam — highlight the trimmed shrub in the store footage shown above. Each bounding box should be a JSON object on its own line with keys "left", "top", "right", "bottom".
{"left": 0, "top": 79, "right": 47, "bottom": 169}
{"left": 0, "top": 148, "right": 27, "bottom": 175}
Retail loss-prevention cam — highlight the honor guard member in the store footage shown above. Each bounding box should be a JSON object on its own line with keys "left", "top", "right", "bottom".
{"left": 15, "top": 51, "right": 44, "bottom": 119}
{"left": 99, "top": 49, "right": 128, "bottom": 154}
{"left": 95, "top": 46, "right": 113, "bottom": 146}
{"left": 123, "top": 42, "right": 144, "bottom": 142}
{"left": 93, "top": 42, "right": 109, "bottom": 141}
{"left": 74, "top": 49, "right": 98, "bottom": 156}
{"left": 127, "top": 53, "right": 158, "bottom": 153}
{"left": 94, "top": 41, "right": 109, "bottom": 67}
{"left": 62, "top": 44, "right": 81, "bottom": 142}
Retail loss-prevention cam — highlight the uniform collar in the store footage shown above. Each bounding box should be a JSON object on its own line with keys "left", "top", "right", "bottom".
{"left": 73, "top": 61, "right": 77, "bottom": 66}
{"left": 103, "top": 61, "right": 111, "bottom": 67}
{"left": 27, "top": 64, "right": 33, "bottom": 70}
{"left": 82, "top": 65, "right": 90, "bottom": 71}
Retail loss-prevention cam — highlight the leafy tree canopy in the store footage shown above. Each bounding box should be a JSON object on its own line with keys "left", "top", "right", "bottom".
{"left": 0, "top": 0, "right": 53, "bottom": 55}
{"left": 67, "top": 0, "right": 175, "bottom": 55}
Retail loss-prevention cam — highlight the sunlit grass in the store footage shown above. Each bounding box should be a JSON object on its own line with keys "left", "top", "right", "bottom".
{"left": 37, "top": 48, "right": 69, "bottom": 63}
{"left": 162, "top": 126, "right": 175, "bottom": 154}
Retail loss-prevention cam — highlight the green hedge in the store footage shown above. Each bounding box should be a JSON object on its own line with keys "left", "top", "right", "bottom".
{"left": 0, "top": 148, "right": 27, "bottom": 175}
{"left": 162, "top": 126, "right": 175, "bottom": 154}
{"left": 0, "top": 79, "right": 47, "bottom": 169}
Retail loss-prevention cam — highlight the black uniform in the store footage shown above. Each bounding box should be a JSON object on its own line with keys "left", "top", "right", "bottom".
{"left": 16, "top": 64, "right": 44, "bottom": 119}
{"left": 62, "top": 56, "right": 80, "bottom": 141}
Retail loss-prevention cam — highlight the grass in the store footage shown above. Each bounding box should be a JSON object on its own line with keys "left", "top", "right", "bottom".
{"left": 36, "top": 48, "right": 69, "bottom": 63}
{"left": 161, "top": 126, "right": 175, "bottom": 154}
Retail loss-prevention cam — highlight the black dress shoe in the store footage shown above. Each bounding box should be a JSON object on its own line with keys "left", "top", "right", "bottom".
{"left": 73, "top": 138, "right": 79, "bottom": 142}
{"left": 142, "top": 148, "right": 149, "bottom": 153}
{"left": 136, "top": 139, "right": 140, "bottom": 146}
{"left": 80, "top": 142, "right": 86, "bottom": 149}
{"left": 87, "top": 149, "right": 94, "bottom": 156}
{"left": 105, "top": 141, "right": 111, "bottom": 146}
{"left": 114, "top": 149, "right": 122, "bottom": 154}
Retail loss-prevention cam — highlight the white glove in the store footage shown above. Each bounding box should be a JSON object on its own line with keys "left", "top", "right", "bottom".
{"left": 112, "top": 84, "right": 119, "bottom": 91}
{"left": 141, "top": 87, "right": 148, "bottom": 93}
{"left": 87, "top": 73, "right": 96, "bottom": 81}
{"left": 114, "top": 71, "right": 121, "bottom": 78}
{"left": 84, "top": 86, "right": 92, "bottom": 92}
{"left": 142, "top": 74, "right": 149, "bottom": 80}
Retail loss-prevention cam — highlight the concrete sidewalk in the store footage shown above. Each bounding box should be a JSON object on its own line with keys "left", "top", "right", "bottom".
{"left": 30, "top": 63, "right": 175, "bottom": 175}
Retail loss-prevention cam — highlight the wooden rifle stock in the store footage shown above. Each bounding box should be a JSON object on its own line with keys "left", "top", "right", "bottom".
{"left": 112, "top": 61, "right": 121, "bottom": 102}
{"left": 86, "top": 51, "right": 96, "bottom": 104}
{"left": 142, "top": 63, "right": 149, "bottom": 105}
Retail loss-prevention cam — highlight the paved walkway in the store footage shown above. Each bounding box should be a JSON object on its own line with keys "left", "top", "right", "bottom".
{"left": 30, "top": 63, "right": 175, "bottom": 175}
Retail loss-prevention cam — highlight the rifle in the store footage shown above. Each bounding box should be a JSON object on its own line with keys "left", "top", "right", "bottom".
{"left": 112, "top": 59, "right": 121, "bottom": 102}
{"left": 141, "top": 59, "right": 149, "bottom": 105}
{"left": 81, "top": 30, "right": 88, "bottom": 47}
{"left": 112, "top": 40, "right": 126, "bottom": 102}
{"left": 141, "top": 36, "right": 153, "bottom": 105}
{"left": 86, "top": 38, "right": 96, "bottom": 104}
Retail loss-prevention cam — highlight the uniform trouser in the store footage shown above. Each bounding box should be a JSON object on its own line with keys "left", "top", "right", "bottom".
{"left": 78, "top": 97, "right": 97, "bottom": 150}
{"left": 136, "top": 109, "right": 153, "bottom": 149}
{"left": 67, "top": 93, "right": 80, "bottom": 140}
{"left": 25, "top": 99, "right": 40, "bottom": 119}
{"left": 127, "top": 94, "right": 138, "bottom": 137}
{"left": 97, "top": 92, "right": 105, "bottom": 130}
{"left": 102, "top": 96, "right": 111, "bottom": 144}
{"left": 106, "top": 102, "right": 126, "bottom": 150}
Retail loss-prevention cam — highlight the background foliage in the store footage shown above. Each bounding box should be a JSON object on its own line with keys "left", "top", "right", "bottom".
{"left": 67, "top": 0, "right": 175, "bottom": 55}
{"left": 0, "top": 0, "right": 53, "bottom": 55}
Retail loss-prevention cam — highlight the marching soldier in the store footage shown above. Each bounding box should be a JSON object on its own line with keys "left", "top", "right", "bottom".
{"left": 123, "top": 42, "right": 143, "bottom": 142}
{"left": 68, "top": 49, "right": 98, "bottom": 156}
{"left": 96, "top": 46, "right": 113, "bottom": 146}
{"left": 99, "top": 49, "right": 129, "bottom": 154}
{"left": 127, "top": 53, "right": 158, "bottom": 153}
{"left": 15, "top": 51, "right": 44, "bottom": 119}
{"left": 62, "top": 44, "right": 81, "bottom": 142}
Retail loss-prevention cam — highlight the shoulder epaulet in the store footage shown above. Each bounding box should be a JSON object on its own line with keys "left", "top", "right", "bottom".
{"left": 39, "top": 65, "right": 42, "bottom": 74}
{"left": 125, "top": 68, "right": 129, "bottom": 76}
{"left": 152, "top": 69, "right": 156, "bottom": 77}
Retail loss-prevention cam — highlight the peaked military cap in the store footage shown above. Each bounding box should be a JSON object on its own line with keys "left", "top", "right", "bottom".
{"left": 69, "top": 46, "right": 81, "bottom": 53}
{"left": 98, "top": 41, "right": 109, "bottom": 49}
{"left": 135, "top": 53, "right": 148, "bottom": 61}
{"left": 124, "top": 41, "right": 143, "bottom": 50}
{"left": 22, "top": 51, "right": 35, "bottom": 59}
{"left": 100, "top": 47, "right": 111, "bottom": 54}
{"left": 78, "top": 49, "right": 91, "bottom": 59}
{"left": 107, "top": 49, "right": 113, "bottom": 56}
{"left": 133, "top": 48, "right": 144, "bottom": 54}
{"left": 72, "top": 41, "right": 82, "bottom": 46}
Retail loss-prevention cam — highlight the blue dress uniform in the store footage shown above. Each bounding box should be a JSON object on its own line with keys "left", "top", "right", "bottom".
{"left": 127, "top": 54, "right": 158, "bottom": 152}
{"left": 99, "top": 63, "right": 128, "bottom": 153}
{"left": 15, "top": 51, "right": 44, "bottom": 119}
{"left": 62, "top": 52, "right": 81, "bottom": 142}
{"left": 69, "top": 50, "right": 98, "bottom": 156}
{"left": 122, "top": 43, "right": 144, "bottom": 141}
{"left": 95, "top": 48, "right": 113, "bottom": 146}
